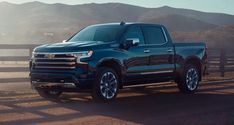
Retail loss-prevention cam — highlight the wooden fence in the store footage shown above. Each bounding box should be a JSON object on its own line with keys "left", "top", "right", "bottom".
{"left": 0, "top": 44, "right": 233, "bottom": 83}
{"left": 207, "top": 48, "right": 234, "bottom": 77}
{"left": 0, "top": 44, "right": 38, "bottom": 83}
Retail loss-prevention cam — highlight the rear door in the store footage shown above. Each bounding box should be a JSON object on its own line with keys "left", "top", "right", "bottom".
{"left": 142, "top": 26, "right": 175, "bottom": 78}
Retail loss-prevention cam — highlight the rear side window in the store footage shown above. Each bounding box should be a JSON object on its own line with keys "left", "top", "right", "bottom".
{"left": 143, "top": 26, "right": 166, "bottom": 45}
{"left": 123, "top": 26, "right": 145, "bottom": 45}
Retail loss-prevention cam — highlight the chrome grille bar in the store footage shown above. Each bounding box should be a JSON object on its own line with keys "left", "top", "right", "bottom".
{"left": 34, "top": 62, "right": 76, "bottom": 65}
{"left": 34, "top": 58, "right": 75, "bottom": 60}
{"left": 34, "top": 66, "right": 76, "bottom": 69}
{"left": 33, "top": 53, "right": 76, "bottom": 70}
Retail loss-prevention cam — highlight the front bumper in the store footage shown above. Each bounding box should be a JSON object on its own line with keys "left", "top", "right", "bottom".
{"left": 30, "top": 72, "right": 95, "bottom": 91}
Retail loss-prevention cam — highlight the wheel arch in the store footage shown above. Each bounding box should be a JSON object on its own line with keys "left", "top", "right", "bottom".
{"left": 96, "top": 58, "right": 124, "bottom": 88}
{"left": 184, "top": 56, "right": 202, "bottom": 81}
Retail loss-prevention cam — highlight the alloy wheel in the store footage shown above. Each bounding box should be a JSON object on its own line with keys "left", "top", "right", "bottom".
{"left": 100, "top": 71, "right": 118, "bottom": 99}
{"left": 186, "top": 68, "right": 199, "bottom": 91}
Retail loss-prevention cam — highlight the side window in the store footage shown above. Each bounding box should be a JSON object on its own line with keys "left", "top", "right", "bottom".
{"left": 143, "top": 26, "right": 166, "bottom": 45}
{"left": 124, "top": 26, "right": 145, "bottom": 45}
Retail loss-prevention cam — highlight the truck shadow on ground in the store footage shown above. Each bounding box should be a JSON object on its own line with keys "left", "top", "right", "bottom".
{"left": 1, "top": 81, "right": 234, "bottom": 125}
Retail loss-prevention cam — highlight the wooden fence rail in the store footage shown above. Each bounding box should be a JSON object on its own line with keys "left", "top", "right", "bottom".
{"left": 0, "top": 44, "right": 233, "bottom": 82}
{"left": 207, "top": 48, "right": 234, "bottom": 77}
{"left": 0, "top": 44, "right": 38, "bottom": 82}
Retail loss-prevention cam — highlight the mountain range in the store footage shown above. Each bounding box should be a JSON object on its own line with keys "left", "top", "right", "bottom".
{"left": 0, "top": 1, "right": 234, "bottom": 48}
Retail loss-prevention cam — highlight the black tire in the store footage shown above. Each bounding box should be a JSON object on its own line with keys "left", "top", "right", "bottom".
{"left": 91, "top": 67, "right": 119, "bottom": 102}
{"left": 177, "top": 64, "right": 200, "bottom": 94}
{"left": 36, "top": 88, "right": 62, "bottom": 99}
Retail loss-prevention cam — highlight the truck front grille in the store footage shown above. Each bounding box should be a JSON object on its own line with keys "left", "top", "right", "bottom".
{"left": 33, "top": 53, "right": 76, "bottom": 70}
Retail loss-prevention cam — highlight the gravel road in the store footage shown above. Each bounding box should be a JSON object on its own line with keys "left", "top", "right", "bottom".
{"left": 0, "top": 80, "right": 234, "bottom": 125}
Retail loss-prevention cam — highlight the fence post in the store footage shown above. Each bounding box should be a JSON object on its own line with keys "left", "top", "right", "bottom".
{"left": 220, "top": 49, "right": 226, "bottom": 77}
{"left": 29, "top": 47, "right": 33, "bottom": 58}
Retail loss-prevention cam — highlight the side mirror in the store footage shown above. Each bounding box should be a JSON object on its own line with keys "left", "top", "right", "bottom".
{"left": 124, "top": 38, "right": 140, "bottom": 49}
{"left": 62, "top": 40, "right": 67, "bottom": 43}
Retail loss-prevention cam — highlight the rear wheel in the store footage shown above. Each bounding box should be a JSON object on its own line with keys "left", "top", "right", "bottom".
{"left": 92, "top": 67, "right": 119, "bottom": 102}
{"left": 177, "top": 64, "right": 200, "bottom": 94}
{"left": 36, "top": 89, "right": 62, "bottom": 99}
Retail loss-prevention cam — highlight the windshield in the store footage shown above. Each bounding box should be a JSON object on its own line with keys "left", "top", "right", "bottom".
{"left": 68, "top": 25, "right": 125, "bottom": 42}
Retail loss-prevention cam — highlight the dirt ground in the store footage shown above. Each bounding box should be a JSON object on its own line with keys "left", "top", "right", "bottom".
{"left": 1, "top": 78, "right": 234, "bottom": 125}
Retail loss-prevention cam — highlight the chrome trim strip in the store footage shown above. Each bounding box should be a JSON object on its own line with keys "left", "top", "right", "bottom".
{"left": 32, "top": 81, "right": 76, "bottom": 88}
{"left": 128, "top": 70, "right": 174, "bottom": 75}
{"left": 34, "top": 62, "right": 76, "bottom": 65}
{"left": 161, "top": 27, "right": 169, "bottom": 42}
{"left": 140, "top": 70, "right": 173, "bottom": 75}
{"left": 34, "top": 66, "right": 76, "bottom": 69}
{"left": 34, "top": 57, "right": 76, "bottom": 60}
{"left": 33, "top": 52, "right": 86, "bottom": 55}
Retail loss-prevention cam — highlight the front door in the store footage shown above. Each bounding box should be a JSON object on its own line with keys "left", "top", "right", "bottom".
{"left": 123, "top": 26, "right": 150, "bottom": 81}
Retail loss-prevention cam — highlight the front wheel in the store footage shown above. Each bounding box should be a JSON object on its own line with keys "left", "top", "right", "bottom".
{"left": 92, "top": 67, "right": 119, "bottom": 102}
{"left": 177, "top": 64, "right": 200, "bottom": 94}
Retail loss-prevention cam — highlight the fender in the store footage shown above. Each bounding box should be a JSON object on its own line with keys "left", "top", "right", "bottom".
{"left": 176, "top": 55, "right": 203, "bottom": 81}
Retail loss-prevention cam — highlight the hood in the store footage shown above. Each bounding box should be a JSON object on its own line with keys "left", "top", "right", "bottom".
{"left": 34, "top": 41, "right": 113, "bottom": 53}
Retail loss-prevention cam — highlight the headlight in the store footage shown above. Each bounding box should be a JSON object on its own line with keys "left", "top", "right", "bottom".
{"left": 73, "top": 51, "right": 93, "bottom": 63}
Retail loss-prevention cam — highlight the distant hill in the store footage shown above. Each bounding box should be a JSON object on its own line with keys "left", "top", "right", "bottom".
{"left": 171, "top": 25, "right": 234, "bottom": 48}
{"left": 138, "top": 6, "right": 234, "bottom": 26}
{"left": 143, "top": 14, "right": 217, "bottom": 32}
{"left": 0, "top": 2, "right": 234, "bottom": 47}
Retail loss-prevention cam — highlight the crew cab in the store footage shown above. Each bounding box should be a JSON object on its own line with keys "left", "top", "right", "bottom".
{"left": 30, "top": 22, "right": 207, "bottom": 101}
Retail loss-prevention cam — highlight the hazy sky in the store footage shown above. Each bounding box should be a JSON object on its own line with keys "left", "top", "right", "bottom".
{"left": 0, "top": 0, "right": 234, "bottom": 15}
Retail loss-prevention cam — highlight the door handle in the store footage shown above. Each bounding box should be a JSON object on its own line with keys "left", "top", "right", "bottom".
{"left": 167, "top": 49, "right": 173, "bottom": 53}
{"left": 144, "top": 49, "right": 150, "bottom": 53}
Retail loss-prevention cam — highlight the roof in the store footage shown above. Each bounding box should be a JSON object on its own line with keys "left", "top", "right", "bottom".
{"left": 90, "top": 22, "right": 164, "bottom": 27}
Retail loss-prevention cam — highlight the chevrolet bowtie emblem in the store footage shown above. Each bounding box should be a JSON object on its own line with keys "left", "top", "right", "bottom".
{"left": 45, "top": 54, "right": 55, "bottom": 59}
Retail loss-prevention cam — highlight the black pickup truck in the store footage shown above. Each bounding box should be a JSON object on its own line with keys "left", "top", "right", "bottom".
{"left": 30, "top": 22, "right": 207, "bottom": 101}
